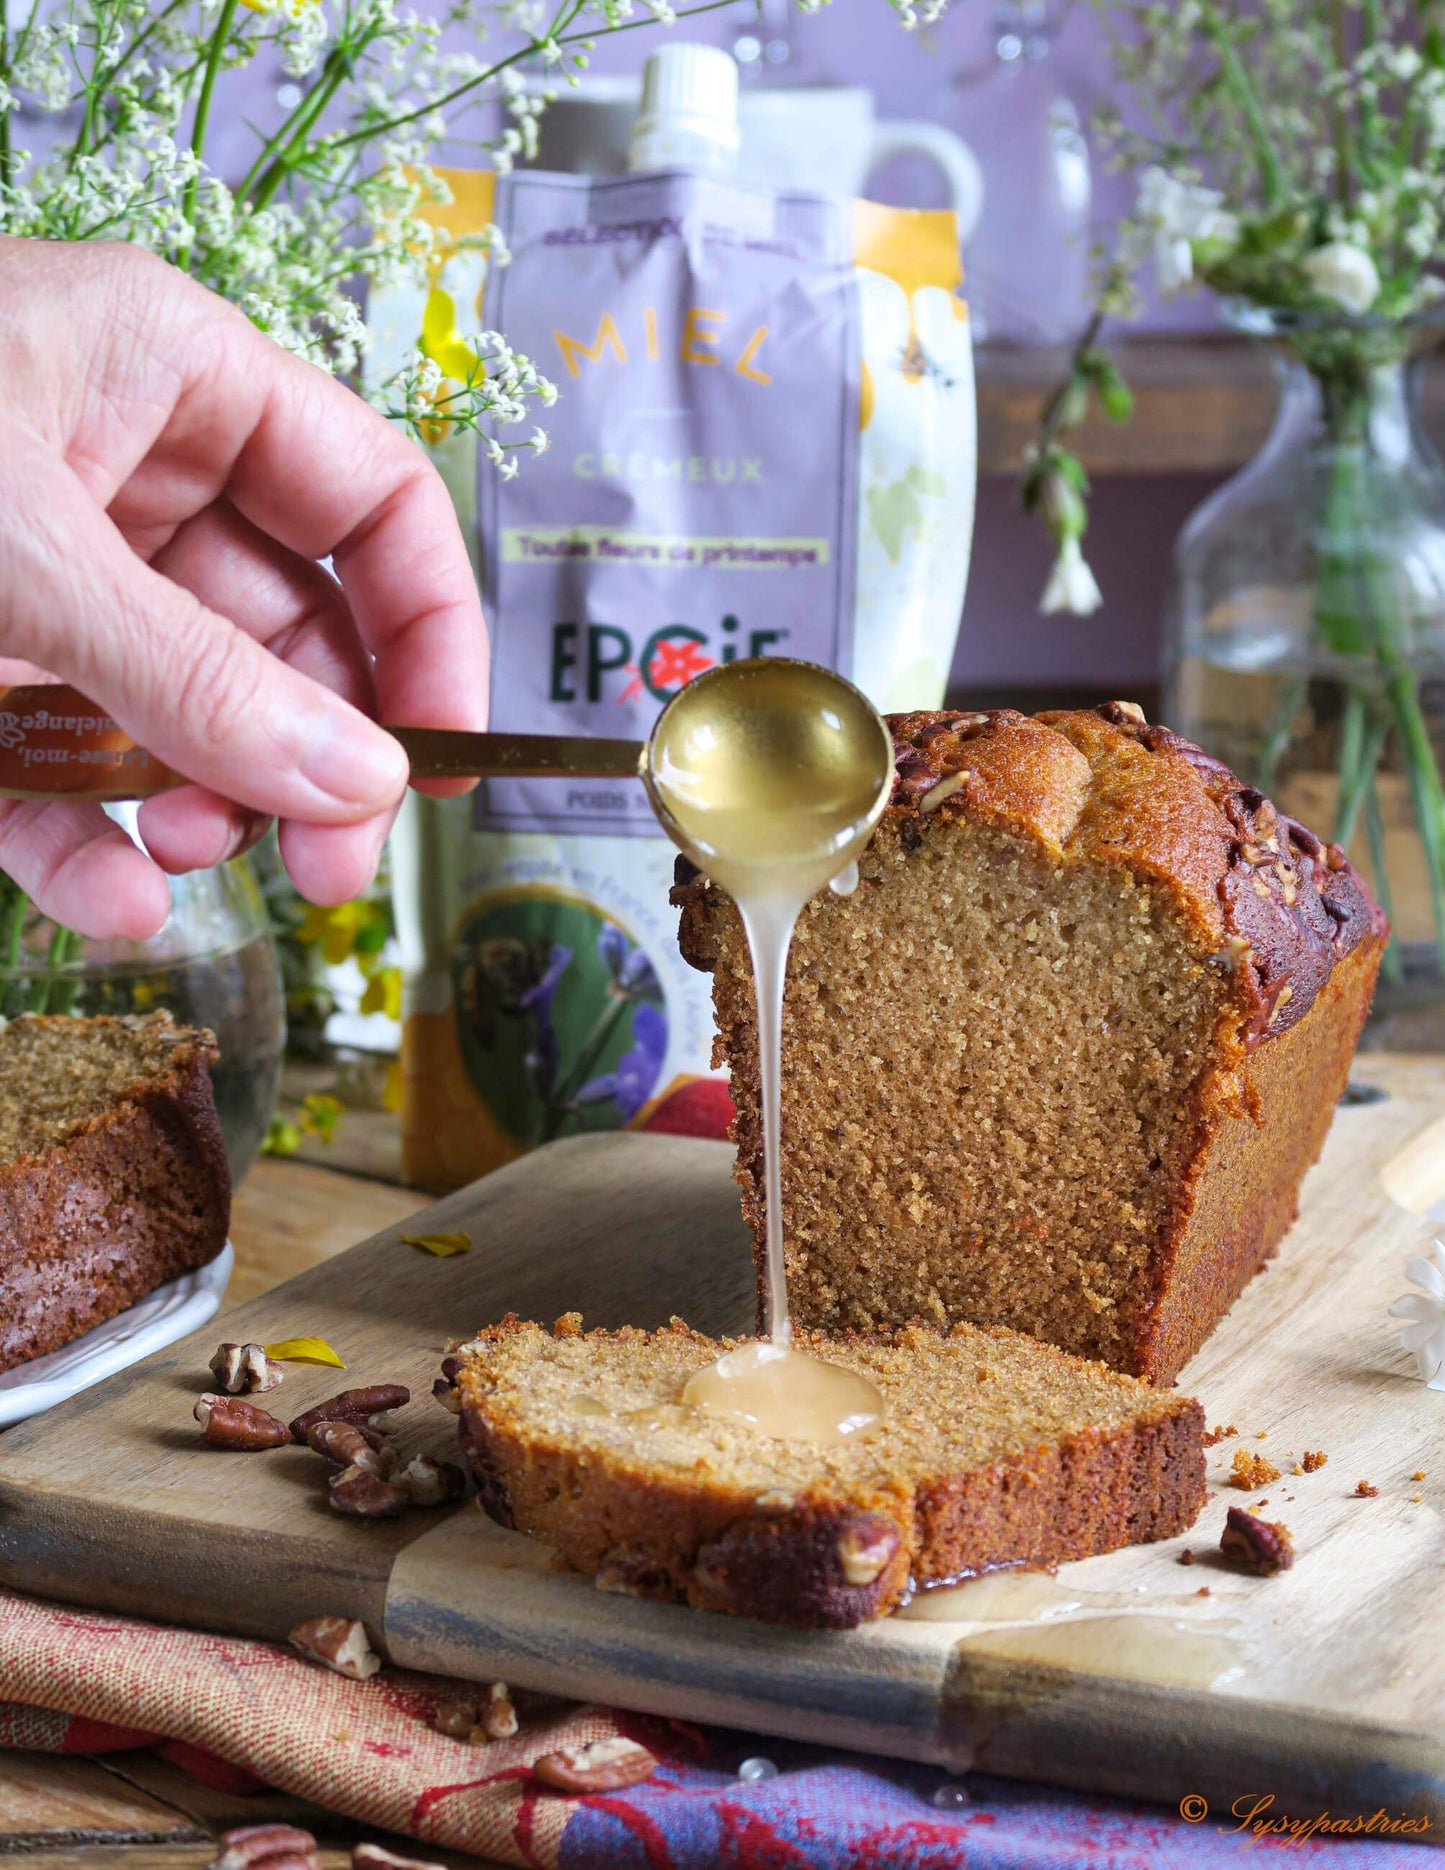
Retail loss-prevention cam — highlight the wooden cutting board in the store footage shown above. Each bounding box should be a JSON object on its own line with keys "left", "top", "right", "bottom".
{"left": 1, "top": 1056, "right": 1443, "bottom": 1826}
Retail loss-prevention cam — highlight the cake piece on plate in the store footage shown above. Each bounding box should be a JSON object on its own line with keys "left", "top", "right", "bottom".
{"left": 0, "top": 1011, "right": 229, "bottom": 1373}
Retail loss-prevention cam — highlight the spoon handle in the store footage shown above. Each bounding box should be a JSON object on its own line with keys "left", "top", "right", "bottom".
{"left": 0, "top": 687, "right": 644, "bottom": 801}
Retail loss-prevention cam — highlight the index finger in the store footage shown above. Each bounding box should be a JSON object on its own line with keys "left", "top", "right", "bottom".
{"left": 173, "top": 299, "right": 490, "bottom": 739}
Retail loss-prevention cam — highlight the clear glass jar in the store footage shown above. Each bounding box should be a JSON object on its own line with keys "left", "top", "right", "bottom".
{"left": 1166, "top": 309, "right": 1445, "bottom": 1042}
{"left": 0, "top": 848, "right": 286, "bottom": 1180}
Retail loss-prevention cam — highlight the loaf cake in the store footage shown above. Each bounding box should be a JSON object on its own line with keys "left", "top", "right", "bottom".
{"left": 451, "top": 1313, "right": 1206, "bottom": 1628}
{"left": 676, "top": 703, "right": 1387, "bottom": 1384}
{"left": 0, "top": 1012, "right": 230, "bottom": 1373}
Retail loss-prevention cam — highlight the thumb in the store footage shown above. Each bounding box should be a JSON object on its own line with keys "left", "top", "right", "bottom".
{"left": 1, "top": 435, "right": 408, "bottom": 824}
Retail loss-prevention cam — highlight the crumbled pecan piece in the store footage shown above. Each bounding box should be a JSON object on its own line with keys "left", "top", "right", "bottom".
{"left": 352, "top": 1846, "right": 448, "bottom": 1870}
{"left": 1354, "top": 1479, "right": 1380, "bottom": 1498}
{"left": 1228, "top": 1448, "right": 1281, "bottom": 1490}
{"left": 1219, "top": 1506, "right": 1294, "bottom": 1576}
{"left": 289, "top": 1616, "right": 380, "bottom": 1680}
{"left": 397, "top": 1454, "right": 466, "bottom": 1506}
{"left": 329, "top": 1465, "right": 409, "bottom": 1518}
{"left": 1301, "top": 1450, "right": 1328, "bottom": 1473}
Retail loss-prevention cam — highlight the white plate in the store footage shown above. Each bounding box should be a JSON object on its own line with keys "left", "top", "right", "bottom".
{"left": 0, "top": 1243, "right": 233, "bottom": 1428}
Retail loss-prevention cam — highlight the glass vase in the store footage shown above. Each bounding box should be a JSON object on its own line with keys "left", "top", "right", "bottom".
{"left": 0, "top": 846, "right": 286, "bottom": 1180}
{"left": 1166, "top": 310, "right": 1445, "bottom": 1045}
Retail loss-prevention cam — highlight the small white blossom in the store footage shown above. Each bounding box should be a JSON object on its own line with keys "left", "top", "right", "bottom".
{"left": 1389, "top": 1239, "right": 1445, "bottom": 1390}
{"left": 528, "top": 426, "right": 550, "bottom": 453}
{"left": 1302, "top": 240, "right": 1381, "bottom": 315}
{"left": 1040, "top": 536, "right": 1103, "bottom": 617}
{"left": 1135, "top": 166, "right": 1239, "bottom": 294}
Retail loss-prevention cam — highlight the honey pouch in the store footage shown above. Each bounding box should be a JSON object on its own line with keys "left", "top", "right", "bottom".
{"left": 373, "top": 167, "right": 974, "bottom": 1190}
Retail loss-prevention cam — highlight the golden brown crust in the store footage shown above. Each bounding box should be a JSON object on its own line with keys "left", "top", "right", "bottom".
{"left": 674, "top": 704, "right": 1386, "bottom": 1384}
{"left": 453, "top": 1316, "right": 1206, "bottom": 1630}
{"left": 0, "top": 1014, "right": 230, "bottom": 1373}
{"left": 680, "top": 704, "right": 1385, "bottom": 1046}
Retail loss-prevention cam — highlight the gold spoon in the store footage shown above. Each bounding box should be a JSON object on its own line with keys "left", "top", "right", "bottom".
{"left": 0, "top": 665, "right": 895, "bottom": 821}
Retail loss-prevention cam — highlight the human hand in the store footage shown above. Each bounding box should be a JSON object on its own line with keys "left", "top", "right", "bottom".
{"left": 0, "top": 236, "right": 488, "bottom": 939}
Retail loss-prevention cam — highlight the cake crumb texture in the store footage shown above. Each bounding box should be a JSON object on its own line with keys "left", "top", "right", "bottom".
{"left": 0, "top": 1012, "right": 230, "bottom": 1373}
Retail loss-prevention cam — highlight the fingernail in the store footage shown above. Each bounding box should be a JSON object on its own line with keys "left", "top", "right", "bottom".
{"left": 301, "top": 706, "right": 408, "bottom": 807}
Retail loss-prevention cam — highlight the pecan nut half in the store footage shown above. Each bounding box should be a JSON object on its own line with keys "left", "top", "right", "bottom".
{"left": 194, "top": 1394, "right": 289, "bottom": 1450}
{"left": 533, "top": 1734, "right": 657, "bottom": 1793}
{"left": 211, "top": 1822, "right": 321, "bottom": 1869}
{"left": 289, "top": 1384, "right": 410, "bottom": 1444}
{"left": 209, "top": 1341, "right": 284, "bottom": 1395}
{"left": 306, "top": 1419, "right": 395, "bottom": 1477}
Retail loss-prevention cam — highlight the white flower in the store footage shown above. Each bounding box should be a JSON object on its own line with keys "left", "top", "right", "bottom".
{"left": 1135, "top": 166, "right": 1239, "bottom": 295}
{"left": 1302, "top": 240, "right": 1381, "bottom": 316}
{"left": 1039, "top": 536, "right": 1103, "bottom": 617}
{"left": 1389, "top": 1239, "right": 1445, "bottom": 1389}
{"left": 528, "top": 426, "right": 550, "bottom": 454}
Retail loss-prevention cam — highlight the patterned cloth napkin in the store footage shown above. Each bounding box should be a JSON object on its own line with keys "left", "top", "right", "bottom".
{"left": 0, "top": 1589, "right": 1436, "bottom": 1868}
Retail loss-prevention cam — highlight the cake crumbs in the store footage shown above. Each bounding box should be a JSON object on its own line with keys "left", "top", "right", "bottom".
{"left": 1229, "top": 1448, "right": 1282, "bottom": 1490}
{"left": 1203, "top": 1424, "right": 1238, "bottom": 1446}
{"left": 1196, "top": 1586, "right": 1211, "bottom": 1597}
{"left": 1353, "top": 1480, "right": 1379, "bottom": 1498}
{"left": 1411, "top": 1492, "right": 1424, "bottom": 1504}
{"left": 1256, "top": 1430, "right": 1268, "bottom": 1439}
{"left": 1301, "top": 1450, "right": 1327, "bottom": 1472}
{"left": 1178, "top": 1548, "right": 1195, "bottom": 1566}
{"left": 1412, "top": 1471, "right": 1426, "bottom": 1481}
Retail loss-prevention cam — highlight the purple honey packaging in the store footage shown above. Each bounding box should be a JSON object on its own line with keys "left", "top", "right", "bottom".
{"left": 373, "top": 166, "right": 975, "bottom": 1189}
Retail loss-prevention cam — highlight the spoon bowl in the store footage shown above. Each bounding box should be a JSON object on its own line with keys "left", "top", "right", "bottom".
{"left": 640, "top": 659, "right": 894, "bottom": 906}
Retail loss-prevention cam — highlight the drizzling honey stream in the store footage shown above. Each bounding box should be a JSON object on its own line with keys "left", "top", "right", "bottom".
{"left": 642, "top": 659, "right": 895, "bottom": 1445}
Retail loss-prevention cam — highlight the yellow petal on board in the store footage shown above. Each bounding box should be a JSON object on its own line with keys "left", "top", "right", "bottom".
{"left": 265, "top": 1336, "right": 346, "bottom": 1368}
{"left": 402, "top": 1230, "right": 473, "bottom": 1258}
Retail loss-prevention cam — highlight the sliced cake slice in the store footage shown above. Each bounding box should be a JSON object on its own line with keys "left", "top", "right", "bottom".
{"left": 451, "top": 1313, "right": 1206, "bottom": 1630}
{"left": 0, "top": 1011, "right": 229, "bottom": 1373}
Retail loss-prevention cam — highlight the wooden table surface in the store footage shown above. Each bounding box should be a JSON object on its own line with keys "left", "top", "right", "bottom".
{"left": 0, "top": 1152, "right": 513, "bottom": 1870}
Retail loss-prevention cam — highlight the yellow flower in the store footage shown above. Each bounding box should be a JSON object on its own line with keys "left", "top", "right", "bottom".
{"left": 298, "top": 1092, "right": 344, "bottom": 1144}
{"left": 297, "top": 901, "right": 368, "bottom": 966}
{"left": 360, "top": 965, "right": 402, "bottom": 1021}
{"left": 421, "top": 285, "right": 480, "bottom": 384}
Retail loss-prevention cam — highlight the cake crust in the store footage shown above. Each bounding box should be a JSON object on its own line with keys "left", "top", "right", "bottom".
{"left": 676, "top": 705, "right": 1386, "bottom": 1383}
{"left": 454, "top": 1314, "right": 1206, "bottom": 1630}
{"left": 0, "top": 1012, "right": 230, "bottom": 1373}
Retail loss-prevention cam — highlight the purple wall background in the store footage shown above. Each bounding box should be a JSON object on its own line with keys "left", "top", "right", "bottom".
{"left": 218, "top": 2, "right": 1234, "bottom": 704}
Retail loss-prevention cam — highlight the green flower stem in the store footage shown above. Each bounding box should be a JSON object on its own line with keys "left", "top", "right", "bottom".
{"left": 1207, "top": 23, "right": 1285, "bottom": 208}
{"left": 48, "top": 926, "right": 82, "bottom": 1015}
{"left": 322, "top": 0, "right": 741, "bottom": 157}
{"left": 1365, "top": 782, "right": 1406, "bottom": 985}
{"left": 1334, "top": 702, "right": 1388, "bottom": 848}
{"left": 185, "top": 0, "right": 240, "bottom": 226}
{"left": 245, "top": 40, "right": 363, "bottom": 211}
{"left": 1255, "top": 675, "right": 1307, "bottom": 792}
{"left": 1386, "top": 668, "right": 1445, "bottom": 972}
{"left": 545, "top": 990, "right": 633, "bottom": 1137}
